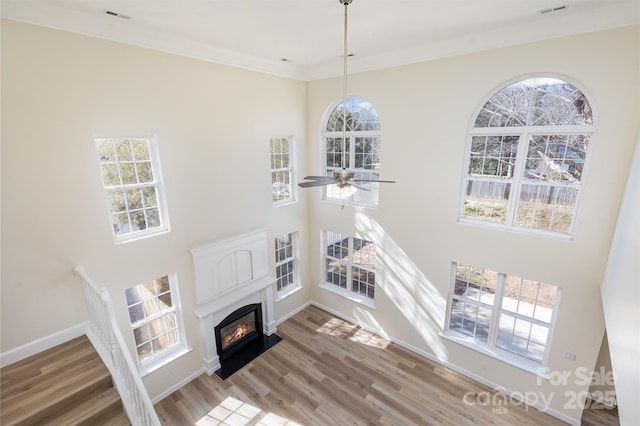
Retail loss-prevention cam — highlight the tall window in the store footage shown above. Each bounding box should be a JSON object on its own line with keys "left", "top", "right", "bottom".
{"left": 125, "top": 275, "right": 186, "bottom": 370}
{"left": 270, "top": 137, "right": 295, "bottom": 204}
{"left": 323, "top": 97, "right": 382, "bottom": 206}
{"left": 274, "top": 232, "right": 299, "bottom": 296}
{"left": 95, "top": 136, "right": 170, "bottom": 243}
{"left": 446, "top": 262, "right": 559, "bottom": 366}
{"left": 461, "top": 77, "right": 596, "bottom": 235}
{"left": 324, "top": 231, "right": 376, "bottom": 300}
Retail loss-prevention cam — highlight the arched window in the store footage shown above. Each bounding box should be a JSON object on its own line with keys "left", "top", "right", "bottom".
{"left": 461, "top": 76, "right": 596, "bottom": 235}
{"left": 323, "top": 97, "right": 382, "bottom": 206}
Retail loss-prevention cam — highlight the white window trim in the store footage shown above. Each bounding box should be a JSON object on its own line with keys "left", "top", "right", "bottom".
{"left": 271, "top": 136, "right": 297, "bottom": 206}
{"left": 274, "top": 232, "right": 301, "bottom": 300}
{"left": 459, "top": 75, "right": 598, "bottom": 237}
{"left": 443, "top": 263, "right": 560, "bottom": 373}
{"left": 94, "top": 135, "right": 171, "bottom": 244}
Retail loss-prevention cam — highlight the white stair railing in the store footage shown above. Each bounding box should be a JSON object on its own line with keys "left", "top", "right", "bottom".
{"left": 74, "top": 266, "right": 161, "bottom": 426}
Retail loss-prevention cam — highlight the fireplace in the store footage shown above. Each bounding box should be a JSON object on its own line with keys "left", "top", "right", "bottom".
{"left": 215, "top": 304, "right": 263, "bottom": 360}
{"left": 190, "top": 229, "right": 281, "bottom": 379}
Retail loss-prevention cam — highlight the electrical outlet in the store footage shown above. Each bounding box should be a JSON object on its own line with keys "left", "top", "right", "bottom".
{"left": 565, "top": 351, "right": 577, "bottom": 361}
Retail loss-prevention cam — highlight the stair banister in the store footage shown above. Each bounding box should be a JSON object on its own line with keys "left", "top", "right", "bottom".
{"left": 74, "top": 265, "right": 161, "bottom": 426}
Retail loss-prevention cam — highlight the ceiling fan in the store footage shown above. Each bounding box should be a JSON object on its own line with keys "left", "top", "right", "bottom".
{"left": 298, "top": 0, "right": 395, "bottom": 192}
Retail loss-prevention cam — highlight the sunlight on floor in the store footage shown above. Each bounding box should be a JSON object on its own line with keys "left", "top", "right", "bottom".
{"left": 197, "top": 396, "right": 301, "bottom": 426}
{"left": 315, "top": 315, "right": 390, "bottom": 349}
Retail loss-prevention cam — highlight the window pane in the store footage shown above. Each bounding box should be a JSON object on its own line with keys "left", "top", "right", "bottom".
{"left": 475, "top": 78, "right": 592, "bottom": 127}
{"left": 137, "top": 161, "right": 154, "bottom": 183}
{"left": 134, "top": 324, "right": 151, "bottom": 344}
{"left": 449, "top": 300, "right": 491, "bottom": 343}
{"left": 525, "top": 134, "right": 588, "bottom": 183}
{"left": 352, "top": 266, "right": 375, "bottom": 299}
{"left": 326, "top": 232, "right": 349, "bottom": 260}
{"left": 469, "top": 136, "right": 519, "bottom": 177}
{"left": 354, "top": 137, "right": 380, "bottom": 170}
{"left": 125, "top": 287, "right": 142, "bottom": 305}
{"left": 126, "top": 189, "right": 143, "bottom": 210}
{"left": 463, "top": 180, "right": 510, "bottom": 223}
{"left": 128, "top": 303, "right": 145, "bottom": 323}
{"left": 97, "top": 139, "right": 116, "bottom": 162}
{"left": 454, "top": 264, "right": 497, "bottom": 305}
{"left": 115, "top": 139, "right": 133, "bottom": 161}
{"left": 326, "top": 137, "right": 348, "bottom": 168}
{"left": 142, "top": 187, "right": 158, "bottom": 207}
{"left": 515, "top": 183, "right": 577, "bottom": 233}
{"left": 326, "top": 259, "right": 347, "bottom": 289}
{"left": 326, "top": 98, "right": 380, "bottom": 132}
{"left": 530, "top": 323, "right": 549, "bottom": 346}
{"left": 101, "top": 164, "right": 120, "bottom": 186}
{"left": 130, "top": 210, "right": 147, "bottom": 232}
{"left": 108, "top": 191, "right": 127, "bottom": 213}
{"left": 132, "top": 139, "right": 150, "bottom": 161}
{"left": 112, "top": 212, "right": 130, "bottom": 235}
{"left": 119, "top": 162, "right": 137, "bottom": 185}
{"left": 146, "top": 208, "right": 161, "bottom": 228}
{"left": 352, "top": 238, "right": 375, "bottom": 268}
{"left": 137, "top": 342, "right": 153, "bottom": 363}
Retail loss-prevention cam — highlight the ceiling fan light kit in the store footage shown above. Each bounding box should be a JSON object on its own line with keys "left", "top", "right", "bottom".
{"left": 298, "top": 0, "right": 395, "bottom": 193}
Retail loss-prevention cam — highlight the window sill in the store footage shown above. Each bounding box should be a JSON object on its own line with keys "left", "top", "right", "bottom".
{"left": 441, "top": 332, "right": 548, "bottom": 378}
{"left": 456, "top": 218, "right": 574, "bottom": 241}
{"left": 139, "top": 345, "right": 191, "bottom": 377}
{"left": 114, "top": 226, "right": 171, "bottom": 245}
{"left": 275, "top": 284, "right": 303, "bottom": 302}
{"left": 273, "top": 199, "right": 297, "bottom": 207}
{"left": 319, "top": 283, "right": 376, "bottom": 309}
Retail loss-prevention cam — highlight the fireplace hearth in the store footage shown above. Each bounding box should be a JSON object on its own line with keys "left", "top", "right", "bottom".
{"left": 214, "top": 303, "right": 281, "bottom": 380}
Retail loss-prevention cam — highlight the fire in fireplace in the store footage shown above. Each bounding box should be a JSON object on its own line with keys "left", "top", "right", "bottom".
{"left": 213, "top": 303, "right": 281, "bottom": 380}
{"left": 215, "top": 304, "right": 263, "bottom": 360}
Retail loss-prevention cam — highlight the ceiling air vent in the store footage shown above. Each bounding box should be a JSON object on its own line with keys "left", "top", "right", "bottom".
{"left": 538, "top": 5, "right": 567, "bottom": 14}
{"left": 104, "top": 10, "right": 131, "bottom": 20}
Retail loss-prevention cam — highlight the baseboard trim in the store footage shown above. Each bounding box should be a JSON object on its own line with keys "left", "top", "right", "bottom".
{"left": 0, "top": 321, "right": 88, "bottom": 368}
{"left": 275, "top": 300, "right": 312, "bottom": 326}
{"left": 309, "top": 300, "right": 579, "bottom": 426}
{"left": 151, "top": 367, "right": 206, "bottom": 404}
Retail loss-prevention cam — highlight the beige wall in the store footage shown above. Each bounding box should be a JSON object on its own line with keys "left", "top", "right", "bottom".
{"left": 2, "top": 17, "right": 639, "bottom": 423}
{"left": 306, "top": 25, "right": 639, "bottom": 422}
{"left": 1, "top": 20, "right": 310, "bottom": 397}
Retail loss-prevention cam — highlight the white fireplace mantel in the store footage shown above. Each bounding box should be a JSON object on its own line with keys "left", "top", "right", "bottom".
{"left": 189, "top": 228, "right": 277, "bottom": 374}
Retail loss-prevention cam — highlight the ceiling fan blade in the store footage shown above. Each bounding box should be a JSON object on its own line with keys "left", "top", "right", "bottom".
{"left": 298, "top": 180, "right": 336, "bottom": 188}
{"left": 353, "top": 179, "right": 397, "bottom": 184}
{"left": 303, "top": 175, "right": 335, "bottom": 180}
{"left": 349, "top": 182, "right": 370, "bottom": 191}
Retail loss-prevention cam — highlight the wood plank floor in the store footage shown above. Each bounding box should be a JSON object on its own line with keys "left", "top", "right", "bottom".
{"left": 155, "top": 305, "right": 575, "bottom": 425}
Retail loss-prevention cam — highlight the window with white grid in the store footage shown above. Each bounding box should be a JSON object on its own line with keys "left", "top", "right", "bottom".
{"left": 324, "top": 231, "right": 376, "bottom": 300}
{"left": 446, "top": 262, "right": 559, "bottom": 366}
{"left": 461, "top": 77, "right": 596, "bottom": 235}
{"left": 323, "top": 97, "right": 382, "bottom": 206}
{"left": 274, "top": 233, "right": 299, "bottom": 295}
{"left": 125, "top": 275, "right": 187, "bottom": 369}
{"left": 95, "top": 136, "right": 170, "bottom": 243}
{"left": 270, "top": 137, "right": 295, "bottom": 204}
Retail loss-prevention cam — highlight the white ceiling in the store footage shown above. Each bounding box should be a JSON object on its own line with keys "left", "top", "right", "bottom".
{"left": 2, "top": 0, "right": 639, "bottom": 80}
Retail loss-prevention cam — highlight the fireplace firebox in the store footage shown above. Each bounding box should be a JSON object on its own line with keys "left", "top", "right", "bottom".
{"left": 215, "top": 304, "right": 263, "bottom": 360}
{"left": 213, "top": 303, "right": 281, "bottom": 380}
